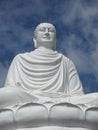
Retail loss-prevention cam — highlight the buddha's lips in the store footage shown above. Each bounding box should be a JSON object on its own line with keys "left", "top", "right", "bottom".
{"left": 43, "top": 36, "right": 50, "bottom": 39}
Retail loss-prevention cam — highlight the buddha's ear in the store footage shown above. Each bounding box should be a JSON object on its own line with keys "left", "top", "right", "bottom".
{"left": 53, "top": 38, "right": 56, "bottom": 49}
{"left": 33, "top": 38, "right": 37, "bottom": 48}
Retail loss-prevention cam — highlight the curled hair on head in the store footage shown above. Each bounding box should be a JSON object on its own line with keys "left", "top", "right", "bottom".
{"left": 33, "top": 22, "right": 56, "bottom": 39}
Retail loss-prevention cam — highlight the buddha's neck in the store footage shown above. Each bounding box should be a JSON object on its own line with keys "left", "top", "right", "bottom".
{"left": 36, "top": 46, "right": 54, "bottom": 52}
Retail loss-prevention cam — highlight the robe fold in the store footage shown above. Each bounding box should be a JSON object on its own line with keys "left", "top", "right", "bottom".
{"left": 4, "top": 47, "right": 84, "bottom": 103}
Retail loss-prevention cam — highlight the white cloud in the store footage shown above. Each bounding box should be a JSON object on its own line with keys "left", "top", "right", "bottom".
{"left": 0, "top": 0, "right": 48, "bottom": 52}
{"left": 61, "top": 0, "right": 81, "bottom": 25}
{"left": 91, "top": 43, "right": 98, "bottom": 80}
{"left": 61, "top": 34, "right": 91, "bottom": 74}
{"left": 0, "top": 0, "right": 47, "bottom": 18}
{"left": 61, "top": 0, "right": 98, "bottom": 25}
{"left": 58, "top": 0, "right": 98, "bottom": 82}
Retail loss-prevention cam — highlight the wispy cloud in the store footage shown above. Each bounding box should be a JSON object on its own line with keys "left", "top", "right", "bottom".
{"left": 58, "top": 0, "right": 98, "bottom": 82}
{"left": 0, "top": 0, "right": 48, "bottom": 54}
{"left": 91, "top": 44, "right": 98, "bottom": 80}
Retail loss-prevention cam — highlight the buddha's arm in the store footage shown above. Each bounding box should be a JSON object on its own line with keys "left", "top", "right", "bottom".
{"left": 67, "top": 59, "right": 84, "bottom": 96}
{"left": 4, "top": 56, "right": 18, "bottom": 87}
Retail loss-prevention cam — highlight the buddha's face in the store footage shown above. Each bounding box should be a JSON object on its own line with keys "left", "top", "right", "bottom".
{"left": 33, "top": 23, "right": 56, "bottom": 49}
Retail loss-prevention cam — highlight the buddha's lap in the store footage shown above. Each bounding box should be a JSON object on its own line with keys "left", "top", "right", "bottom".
{"left": 70, "top": 93, "right": 98, "bottom": 106}
{"left": 0, "top": 87, "right": 39, "bottom": 107}
{"left": 0, "top": 87, "right": 98, "bottom": 107}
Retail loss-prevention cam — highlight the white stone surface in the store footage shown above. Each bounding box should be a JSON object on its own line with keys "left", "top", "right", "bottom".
{"left": 16, "top": 126, "right": 91, "bottom": 130}
{"left": 0, "top": 102, "right": 98, "bottom": 130}
{"left": 0, "top": 23, "right": 98, "bottom": 130}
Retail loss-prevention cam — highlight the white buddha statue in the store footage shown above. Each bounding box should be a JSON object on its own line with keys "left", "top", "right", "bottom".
{"left": 0, "top": 22, "right": 98, "bottom": 108}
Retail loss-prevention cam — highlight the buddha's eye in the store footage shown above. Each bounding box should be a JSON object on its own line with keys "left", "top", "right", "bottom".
{"left": 49, "top": 28, "right": 55, "bottom": 32}
{"left": 39, "top": 27, "right": 45, "bottom": 32}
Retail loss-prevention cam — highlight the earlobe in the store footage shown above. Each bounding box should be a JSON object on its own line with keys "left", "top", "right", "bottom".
{"left": 53, "top": 39, "right": 56, "bottom": 49}
{"left": 33, "top": 38, "right": 37, "bottom": 48}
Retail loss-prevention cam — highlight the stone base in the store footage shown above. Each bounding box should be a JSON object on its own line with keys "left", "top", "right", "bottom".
{"left": 16, "top": 126, "right": 91, "bottom": 130}
{"left": 0, "top": 102, "right": 98, "bottom": 130}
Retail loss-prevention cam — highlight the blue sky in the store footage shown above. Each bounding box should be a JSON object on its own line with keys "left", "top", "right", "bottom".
{"left": 0, "top": 0, "right": 98, "bottom": 93}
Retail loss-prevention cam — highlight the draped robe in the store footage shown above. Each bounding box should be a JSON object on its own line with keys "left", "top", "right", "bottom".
{"left": 4, "top": 47, "right": 84, "bottom": 104}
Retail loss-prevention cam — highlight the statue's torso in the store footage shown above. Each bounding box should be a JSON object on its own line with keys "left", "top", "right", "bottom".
{"left": 4, "top": 48, "right": 84, "bottom": 97}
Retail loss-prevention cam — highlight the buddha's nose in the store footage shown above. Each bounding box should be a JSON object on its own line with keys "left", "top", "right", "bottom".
{"left": 45, "top": 33, "right": 49, "bottom": 36}
{"left": 45, "top": 29, "right": 49, "bottom": 36}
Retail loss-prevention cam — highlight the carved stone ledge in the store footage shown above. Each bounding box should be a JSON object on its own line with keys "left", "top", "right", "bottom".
{"left": 0, "top": 102, "right": 98, "bottom": 130}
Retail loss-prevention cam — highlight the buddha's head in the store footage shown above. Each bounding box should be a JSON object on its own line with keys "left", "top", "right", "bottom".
{"left": 33, "top": 23, "right": 56, "bottom": 49}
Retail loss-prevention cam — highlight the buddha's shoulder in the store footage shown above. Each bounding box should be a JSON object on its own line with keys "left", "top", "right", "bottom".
{"left": 59, "top": 54, "right": 75, "bottom": 68}
{"left": 60, "top": 53, "right": 72, "bottom": 62}
{"left": 12, "top": 52, "right": 34, "bottom": 62}
{"left": 14, "top": 51, "right": 33, "bottom": 58}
